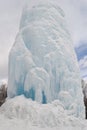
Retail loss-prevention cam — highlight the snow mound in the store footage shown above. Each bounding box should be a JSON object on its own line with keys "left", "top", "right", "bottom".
{"left": 8, "top": 0, "right": 84, "bottom": 117}
{"left": 0, "top": 96, "right": 86, "bottom": 128}
{"left": 0, "top": 79, "right": 7, "bottom": 87}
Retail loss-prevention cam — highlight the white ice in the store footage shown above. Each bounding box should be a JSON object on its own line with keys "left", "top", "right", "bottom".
{"left": 8, "top": 0, "right": 84, "bottom": 117}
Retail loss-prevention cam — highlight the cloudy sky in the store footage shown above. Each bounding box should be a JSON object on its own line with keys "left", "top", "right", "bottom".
{"left": 0, "top": 0, "right": 87, "bottom": 80}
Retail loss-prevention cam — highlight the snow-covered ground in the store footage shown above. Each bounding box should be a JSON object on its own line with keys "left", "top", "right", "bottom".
{"left": 0, "top": 95, "right": 87, "bottom": 130}
{"left": 0, "top": 117, "right": 86, "bottom": 130}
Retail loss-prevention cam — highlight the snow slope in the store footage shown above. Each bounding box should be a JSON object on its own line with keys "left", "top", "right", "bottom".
{"left": 0, "top": 96, "right": 86, "bottom": 130}
{"left": 8, "top": 0, "right": 84, "bottom": 117}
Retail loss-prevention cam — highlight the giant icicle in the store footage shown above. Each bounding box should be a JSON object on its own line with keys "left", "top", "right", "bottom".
{"left": 8, "top": 0, "right": 84, "bottom": 117}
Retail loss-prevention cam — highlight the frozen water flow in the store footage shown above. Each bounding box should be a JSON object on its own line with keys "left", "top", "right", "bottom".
{"left": 8, "top": 0, "right": 84, "bottom": 117}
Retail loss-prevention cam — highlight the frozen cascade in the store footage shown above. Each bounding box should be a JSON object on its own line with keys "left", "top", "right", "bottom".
{"left": 8, "top": 0, "right": 84, "bottom": 117}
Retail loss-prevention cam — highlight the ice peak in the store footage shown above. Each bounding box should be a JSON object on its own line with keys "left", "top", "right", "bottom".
{"left": 8, "top": 0, "right": 84, "bottom": 117}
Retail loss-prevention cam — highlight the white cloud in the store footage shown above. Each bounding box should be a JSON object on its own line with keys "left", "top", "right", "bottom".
{"left": 79, "top": 56, "right": 87, "bottom": 68}
{"left": 57, "top": 0, "right": 87, "bottom": 46}
{"left": 0, "top": 0, "right": 25, "bottom": 79}
{"left": 79, "top": 56, "right": 87, "bottom": 79}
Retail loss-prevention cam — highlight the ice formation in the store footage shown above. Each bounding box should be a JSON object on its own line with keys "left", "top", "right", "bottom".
{"left": 8, "top": 0, "right": 84, "bottom": 116}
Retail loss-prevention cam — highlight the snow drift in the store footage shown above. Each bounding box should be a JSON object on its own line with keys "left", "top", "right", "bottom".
{"left": 0, "top": 96, "right": 86, "bottom": 127}
{"left": 8, "top": 0, "right": 84, "bottom": 117}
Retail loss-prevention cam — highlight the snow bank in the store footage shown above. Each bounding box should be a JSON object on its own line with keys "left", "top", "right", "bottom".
{"left": 0, "top": 79, "right": 7, "bottom": 87}
{"left": 0, "top": 96, "right": 85, "bottom": 127}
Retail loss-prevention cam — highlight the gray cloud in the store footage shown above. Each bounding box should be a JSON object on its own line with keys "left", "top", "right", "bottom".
{"left": 79, "top": 56, "right": 87, "bottom": 79}
{"left": 0, "top": 0, "right": 87, "bottom": 79}
{"left": 0, "top": 0, "right": 25, "bottom": 79}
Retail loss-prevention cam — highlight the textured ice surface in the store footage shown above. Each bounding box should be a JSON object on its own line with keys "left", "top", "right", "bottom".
{"left": 8, "top": 0, "right": 84, "bottom": 116}
{"left": 0, "top": 96, "right": 86, "bottom": 127}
